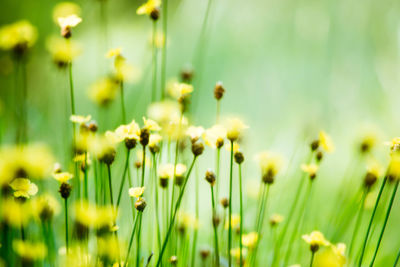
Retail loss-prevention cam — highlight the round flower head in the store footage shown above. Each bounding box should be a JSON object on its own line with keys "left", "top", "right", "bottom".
{"left": 255, "top": 151, "right": 283, "bottom": 184}
{"left": 187, "top": 126, "right": 204, "bottom": 142}
{"left": 149, "top": 133, "right": 162, "bottom": 153}
{"left": 225, "top": 214, "right": 240, "bottom": 230}
{"left": 88, "top": 77, "right": 119, "bottom": 106}
{"left": 53, "top": 171, "right": 73, "bottom": 184}
{"left": 269, "top": 213, "right": 284, "bottom": 227}
{"left": 53, "top": 2, "right": 81, "bottom": 23}
{"left": 57, "top": 14, "right": 82, "bottom": 38}
{"left": 385, "top": 137, "right": 400, "bottom": 154}
{"left": 388, "top": 153, "right": 400, "bottom": 181}
{"left": 129, "top": 186, "right": 146, "bottom": 198}
{"left": 0, "top": 20, "right": 38, "bottom": 53}
{"left": 313, "top": 243, "right": 347, "bottom": 267}
{"left": 147, "top": 100, "right": 181, "bottom": 127}
{"left": 301, "top": 163, "right": 319, "bottom": 180}
{"left": 225, "top": 117, "right": 248, "bottom": 141}
{"left": 31, "top": 193, "right": 61, "bottom": 222}
{"left": 203, "top": 124, "right": 226, "bottom": 149}
{"left": 9, "top": 178, "right": 38, "bottom": 199}
{"left": 167, "top": 81, "right": 194, "bottom": 101}
{"left": 1, "top": 198, "right": 32, "bottom": 227}
{"left": 158, "top": 163, "right": 174, "bottom": 179}
{"left": 13, "top": 240, "right": 47, "bottom": 261}
{"left": 137, "top": 0, "right": 161, "bottom": 16}
{"left": 302, "top": 231, "right": 330, "bottom": 252}
{"left": 143, "top": 117, "right": 161, "bottom": 131}
{"left": 241, "top": 232, "right": 258, "bottom": 249}
{"left": 46, "top": 36, "right": 81, "bottom": 67}
{"left": 115, "top": 120, "right": 141, "bottom": 141}
{"left": 319, "top": 131, "right": 335, "bottom": 153}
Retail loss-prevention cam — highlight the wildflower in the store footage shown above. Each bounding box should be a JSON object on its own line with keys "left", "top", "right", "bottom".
{"left": 149, "top": 133, "right": 162, "bottom": 153}
{"left": 9, "top": 178, "right": 38, "bottom": 199}
{"left": 97, "top": 235, "right": 123, "bottom": 263}
{"left": 255, "top": 151, "right": 283, "bottom": 184}
{"left": 301, "top": 163, "right": 319, "bottom": 180}
{"left": 137, "top": 0, "right": 161, "bottom": 20}
{"left": 88, "top": 77, "right": 119, "bottom": 106}
{"left": 191, "top": 140, "right": 205, "bottom": 156}
{"left": 313, "top": 243, "right": 347, "bottom": 267}
{"left": 269, "top": 213, "right": 284, "bottom": 227}
{"left": 135, "top": 197, "right": 147, "bottom": 211}
{"left": 53, "top": 2, "right": 81, "bottom": 23}
{"left": 0, "top": 20, "right": 37, "bottom": 54}
{"left": 203, "top": 124, "right": 226, "bottom": 149}
{"left": 143, "top": 117, "right": 161, "bottom": 131}
{"left": 167, "top": 81, "right": 193, "bottom": 103}
{"left": 59, "top": 182, "right": 72, "bottom": 199}
{"left": 1, "top": 198, "right": 32, "bottom": 226}
{"left": 319, "top": 131, "right": 335, "bottom": 153}
{"left": 225, "top": 214, "right": 240, "bottom": 229}
{"left": 205, "top": 169, "right": 216, "bottom": 185}
{"left": 225, "top": 141, "right": 240, "bottom": 152}
{"left": 385, "top": 137, "right": 400, "bottom": 153}
{"left": 181, "top": 65, "right": 194, "bottom": 83}
{"left": 187, "top": 126, "right": 204, "bottom": 142}
{"left": 31, "top": 193, "right": 60, "bottom": 222}
{"left": 147, "top": 100, "right": 181, "bottom": 126}
{"left": 359, "top": 132, "right": 377, "bottom": 154}
{"left": 302, "top": 231, "right": 330, "bottom": 252}
{"left": 107, "top": 47, "right": 140, "bottom": 83}
{"left": 169, "top": 255, "right": 178, "bottom": 265}
{"left": 57, "top": 14, "right": 82, "bottom": 38}
{"left": 214, "top": 81, "right": 225, "bottom": 100}
{"left": 174, "top": 163, "right": 187, "bottom": 186}
{"left": 230, "top": 247, "right": 247, "bottom": 259}
{"left": 53, "top": 171, "right": 73, "bottom": 184}
{"left": 46, "top": 36, "right": 81, "bottom": 67}
{"left": 199, "top": 248, "right": 210, "bottom": 260}
{"left": 70, "top": 114, "right": 91, "bottom": 124}
{"left": 387, "top": 153, "right": 400, "bottom": 181}
{"left": 114, "top": 120, "right": 141, "bottom": 149}
{"left": 177, "top": 212, "right": 199, "bottom": 233}
{"left": 129, "top": 186, "right": 145, "bottom": 198}
{"left": 225, "top": 117, "right": 248, "bottom": 141}
{"left": 242, "top": 232, "right": 258, "bottom": 249}
{"left": 13, "top": 240, "right": 47, "bottom": 262}
{"left": 220, "top": 197, "right": 229, "bottom": 209}
{"left": 364, "top": 159, "right": 383, "bottom": 188}
{"left": 158, "top": 163, "right": 173, "bottom": 188}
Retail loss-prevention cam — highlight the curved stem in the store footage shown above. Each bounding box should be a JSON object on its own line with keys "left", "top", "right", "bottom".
{"left": 358, "top": 176, "right": 388, "bottom": 267}
{"left": 369, "top": 180, "right": 399, "bottom": 266}
{"left": 228, "top": 140, "right": 234, "bottom": 267}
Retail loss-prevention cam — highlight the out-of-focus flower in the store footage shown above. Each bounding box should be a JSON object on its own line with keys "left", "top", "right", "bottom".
{"left": 177, "top": 211, "right": 199, "bottom": 231}
{"left": 255, "top": 151, "right": 283, "bottom": 184}
{"left": 149, "top": 133, "right": 162, "bottom": 153}
{"left": 88, "top": 134, "right": 117, "bottom": 165}
{"left": 46, "top": 36, "right": 81, "bottom": 67}
{"left": 150, "top": 31, "right": 165, "bottom": 49}
{"left": 388, "top": 153, "right": 400, "bottom": 180}
{"left": 269, "top": 213, "right": 284, "bottom": 227}
{"left": 9, "top": 178, "right": 38, "bottom": 198}
{"left": 313, "top": 243, "right": 347, "bottom": 267}
{"left": 1, "top": 198, "right": 32, "bottom": 226}
{"left": 319, "top": 131, "right": 335, "bottom": 153}
{"left": 53, "top": 2, "right": 81, "bottom": 23}
{"left": 158, "top": 163, "right": 174, "bottom": 179}
{"left": 106, "top": 47, "right": 141, "bottom": 83}
{"left": 302, "top": 231, "right": 330, "bottom": 252}
{"left": 53, "top": 172, "right": 73, "bottom": 184}
{"left": 70, "top": 114, "right": 91, "bottom": 124}
{"left": 129, "top": 186, "right": 145, "bottom": 198}
{"left": 115, "top": 120, "right": 141, "bottom": 141}
{"left": 97, "top": 235, "right": 123, "bottom": 263}
{"left": 241, "top": 232, "right": 258, "bottom": 249}
{"left": 187, "top": 126, "right": 204, "bottom": 142}
{"left": 230, "top": 247, "right": 247, "bottom": 259}
{"left": 57, "top": 14, "right": 82, "bottom": 38}
{"left": 88, "top": 77, "right": 119, "bottom": 106}
{"left": 137, "top": 0, "right": 161, "bottom": 16}
{"left": 31, "top": 193, "right": 60, "bottom": 221}
{"left": 147, "top": 100, "right": 181, "bottom": 127}
{"left": 301, "top": 163, "right": 319, "bottom": 180}
{"left": 13, "top": 240, "right": 47, "bottom": 261}
{"left": 225, "top": 118, "right": 248, "bottom": 141}
{"left": 225, "top": 214, "right": 240, "bottom": 229}
{"left": 385, "top": 137, "right": 400, "bottom": 154}
{"left": 0, "top": 20, "right": 37, "bottom": 53}
{"left": 203, "top": 124, "right": 226, "bottom": 149}
{"left": 143, "top": 117, "right": 161, "bottom": 131}
{"left": 167, "top": 81, "right": 193, "bottom": 101}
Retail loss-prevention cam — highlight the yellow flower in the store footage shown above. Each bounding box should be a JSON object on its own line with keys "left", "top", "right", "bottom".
{"left": 97, "top": 235, "right": 123, "bottom": 262}
{"left": 225, "top": 142, "right": 240, "bottom": 152}
{"left": 163, "top": 116, "right": 189, "bottom": 140}
{"left": 137, "top": 0, "right": 161, "bottom": 16}
{"left": 13, "top": 240, "right": 47, "bottom": 261}
{"left": 319, "top": 131, "right": 335, "bottom": 153}
{"left": 149, "top": 133, "right": 162, "bottom": 148}
{"left": 88, "top": 77, "right": 119, "bottom": 106}
{"left": 225, "top": 214, "right": 240, "bottom": 229}
{"left": 167, "top": 81, "right": 194, "bottom": 100}
{"left": 106, "top": 47, "right": 122, "bottom": 58}
{"left": 46, "top": 36, "right": 81, "bottom": 66}
{"left": 301, "top": 163, "right": 319, "bottom": 179}
{"left": 158, "top": 163, "right": 174, "bottom": 179}
{"left": 269, "top": 213, "right": 284, "bottom": 226}
{"left": 53, "top": 172, "right": 73, "bottom": 184}
{"left": 53, "top": 2, "right": 81, "bottom": 23}
{"left": 31, "top": 193, "right": 61, "bottom": 221}
{"left": 9, "top": 178, "right": 38, "bottom": 198}
{"left": 366, "top": 159, "right": 383, "bottom": 178}
{"left": 74, "top": 201, "right": 98, "bottom": 227}
{"left": 388, "top": 153, "right": 400, "bottom": 179}
{"left": 88, "top": 134, "right": 117, "bottom": 164}
{"left": 255, "top": 151, "right": 283, "bottom": 183}
{"left": 148, "top": 100, "right": 181, "bottom": 125}
{"left": 70, "top": 114, "right": 91, "bottom": 124}
{"left": 385, "top": 137, "right": 400, "bottom": 153}
{"left": 313, "top": 243, "right": 347, "bottom": 267}
{"left": 241, "top": 232, "right": 258, "bottom": 249}
{"left": 203, "top": 124, "right": 226, "bottom": 148}
{"left": 115, "top": 120, "right": 141, "bottom": 141}
{"left": 129, "top": 186, "right": 146, "bottom": 198}
{"left": 0, "top": 20, "right": 37, "bottom": 52}
{"left": 143, "top": 117, "right": 161, "bottom": 131}
{"left": 107, "top": 48, "right": 141, "bottom": 83}
{"left": 57, "top": 14, "right": 82, "bottom": 29}
{"left": 1, "top": 198, "right": 32, "bottom": 226}
{"left": 225, "top": 118, "right": 248, "bottom": 141}
{"left": 230, "top": 247, "right": 247, "bottom": 259}
{"left": 177, "top": 211, "right": 199, "bottom": 230}
{"left": 302, "top": 231, "right": 330, "bottom": 251}
{"left": 150, "top": 31, "right": 165, "bottom": 49}
{"left": 187, "top": 126, "right": 205, "bottom": 142}
{"left": 175, "top": 163, "right": 187, "bottom": 177}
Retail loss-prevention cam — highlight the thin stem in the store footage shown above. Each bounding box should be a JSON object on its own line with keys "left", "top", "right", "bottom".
{"left": 216, "top": 100, "right": 220, "bottom": 124}
{"left": 153, "top": 154, "right": 162, "bottom": 252}
{"left": 369, "top": 180, "right": 399, "bottom": 266}
{"left": 394, "top": 247, "right": 400, "bottom": 267}
{"left": 64, "top": 198, "right": 69, "bottom": 252}
{"left": 137, "top": 146, "right": 147, "bottom": 267}
{"left": 358, "top": 176, "right": 388, "bottom": 267}
{"left": 215, "top": 147, "right": 221, "bottom": 202}
{"left": 211, "top": 185, "right": 220, "bottom": 266}
{"left": 228, "top": 140, "right": 234, "bottom": 267}
{"left": 107, "top": 164, "right": 114, "bottom": 207}
{"left": 156, "top": 156, "right": 197, "bottom": 266}
{"left": 84, "top": 152, "right": 88, "bottom": 200}
{"left": 125, "top": 212, "right": 141, "bottom": 267}
{"left": 151, "top": 20, "right": 158, "bottom": 102}
{"left": 117, "top": 149, "right": 131, "bottom": 208}
{"left": 252, "top": 184, "right": 270, "bottom": 265}
{"left": 160, "top": 0, "right": 168, "bottom": 99}
{"left": 170, "top": 138, "right": 179, "bottom": 223}
{"left": 310, "top": 252, "right": 315, "bottom": 267}
{"left": 68, "top": 62, "right": 76, "bottom": 115}
{"left": 348, "top": 188, "right": 368, "bottom": 257}
{"left": 238, "top": 164, "right": 243, "bottom": 267}
{"left": 190, "top": 166, "right": 200, "bottom": 267}
{"left": 120, "top": 81, "right": 126, "bottom": 123}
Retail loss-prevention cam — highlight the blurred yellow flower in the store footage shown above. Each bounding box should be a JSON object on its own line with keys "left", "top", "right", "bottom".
{"left": 0, "top": 20, "right": 37, "bottom": 52}
{"left": 158, "top": 163, "right": 174, "bottom": 179}
{"left": 388, "top": 153, "right": 400, "bottom": 179}
{"left": 187, "top": 126, "right": 204, "bottom": 142}
{"left": 13, "top": 240, "right": 47, "bottom": 261}
{"left": 115, "top": 120, "right": 141, "bottom": 141}
{"left": 137, "top": 0, "right": 161, "bottom": 16}
{"left": 129, "top": 186, "right": 146, "bottom": 198}
{"left": 9, "top": 178, "right": 38, "bottom": 198}
{"left": 241, "top": 232, "right": 258, "bottom": 249}
{"left": 147, "top": 100, "right": 181, "bottom": 127}
{"left": 70, "top": 114, "right": 91, "bottom": 124}
{"left": 31, "top": 193, "right": 61, "bottom": 221}
{"left": 46, "top": 36, "right": 81, "bottom": 67}
{"left": 313, "top": 243, "right": 347, "bottom": 267}
{"left": 106, "top": 47, "right": 122, "bottom": 58}
{"left": 385, "top": 137, "right": 400, "bottom": 153}
{"left": 225, "top": 117, "right": 248, "bottom": 141}
{"left": 53, "top": 172, "right": 73, "bottom": 184}
{"left": 167, "top": 81, "right": 193, "bottom": 100}
{"left": 301, "top": 163, "right": 319, "bottom": 179}
{"left": 88, "top": 77, "right": 119, "bottom": 106}
{"left": 319, "top": 131, "right": 335, "bottom": 153}
{"left": 255, "top": 151, "right": 283, "bottom": 183}
{"left": 1, "top": 198, "right": 31, "bottom": 226}
{"left": 203, "top": 124, "right": 226, "bottom": 148}
{"left": 53, "top": 2, "right": 81, "bottom": 23}
{"left": 143, "top": 117, "right": 161, "bottom": 131}
{"left": 302, "top": 231, "right": 330, "bottom": 251}
{"left": 230, "top": 247, "right": 247, "bottom": 259}
{"left": 270, "top": 213, "right": 284, "bottom": 226}
{"left": 225, "top": 214, "right": 240, "bottom": 229}
{"left": 57, "top": 14, "right": 82, "bottom": 29}
{"left": 175, "top": 163, "right": 187, "bottom": 177}
{"left": 149, "top": 133, "right": 162, "bottom": 150}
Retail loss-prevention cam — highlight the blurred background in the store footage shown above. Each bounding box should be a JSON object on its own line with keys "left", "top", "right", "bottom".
{"left": 1, "top": 0, "right": 400, "bottom": 265}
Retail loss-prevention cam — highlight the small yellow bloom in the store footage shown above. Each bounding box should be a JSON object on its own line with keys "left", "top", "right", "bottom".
{"left": 255, "top": 151, "right": 283, "bottom": 183}
{"left": 175, "top": 163, "right": 187, "bottom": 177}
{"left": 13, "top": 240, "right": 47, "bottom": 261}
{"left": 147, "top": 100, "right": 181, "bottom": 127}
{"left": 167, "top": 81, "right": 193, "bottom": 100}
{"left": 158, "top": 163, "right": 174, "bottom": 179}
{"left": 129, "top": 186, "right": 146, "bottom": 198}
{"left": 0, "top": 20, "right": 37, "bottom": 52}
{"left": 53, "top": 2, "right": 81, "bottom": 23}
{"left": 230, "top": 247, "right": 247, "bottom": 259}
{"left": 203, "top": 124, "right": 226, "bottom": 148}
{"left": 366, "top": 159, "right": 383, "bottom": 178}
{"left": 137, "top": 0, "right": 161, "bottom": 16}
{"left": 9, "top": 178, "right": 38, "bottom": 198}
{"left": 225, "top": 214, "right": 240, "bottom": 229}
{"left": 115, "top": 120, "right": 141, "bottom": 141}
{"left": 313, "top": 243, "right": 347, "bottom": 267}
{"left": 388, "top": 153, "right": 400, "bottom": 179}
{"left": 57, "top": 14, "right": 82, "bottom": 29}
{"left": 70, "top": 114, "right": 91, "bottom": 124}
{"left": 46, "top": 36, "right": 81, "bottom": 66}
{"left": 187, "top": 126, "right": 205, "bottom": 142}
{"left": 301, "top": 163, "right": 319, "bottom": 179}
{"left": 1, "top": 198, "right": 31, "bottom": 226}
{"left": 225, "top": 142, "right": 240, "bottom": 153}
{"left": 225, "top": 118, "right": 248, "bottom": 141}
{"left": 53, "top": 172, "right": 73, "bottom": 184}
{"left": 31, "top": 193, "right": 61, "bottom": 221}
{"left": 177, "top": 211, "right": 199, "bottom": 230}
{"left": 269, "top": 213, "right": 284, "bottom": 226}
{"left": 319, "top": 131, "right": 335, "bottom": 153}
{"left": 241, "top": 232, "right": 258, "bottom": 249}
{"left": 106, "top": 47, "right": 122, "bottom": 58}
{"left": 143, "top": 117, "right": 161, "bottom": 131}
{"left": 149, "top": 133, "right": 162, "bottom": 148}
{"left": 302, "top": 231, "right": 330, "bottom": 251}
{"left": 88, "top": 77, "right": 119, "bottom": 106}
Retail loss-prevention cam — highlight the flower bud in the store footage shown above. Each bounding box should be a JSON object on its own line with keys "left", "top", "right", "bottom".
{"left": 234, "top": 151, "right": 244, "bottom": 164}
{"left": 205, "top": 169, "right": 216, "bottom": 186}
{"left": 135, "top": 198, "right": 147, "bottom": 212}
{"left": 214, "top": 81, "right": 225, "bottom": 100}
{"left": 220, "top": 197, "right": 229, "bottom": 209}
{"left": 140, "top": 128, "right": 150, "bottom": 147}
{"left": 191, "top": 141, "right": 204, "bottom": 156}
{"left": 150, "top": 7, "right": 160, "bottom": 21}
{"left": 59, "top": 182, "right": 72, "bottom": 199}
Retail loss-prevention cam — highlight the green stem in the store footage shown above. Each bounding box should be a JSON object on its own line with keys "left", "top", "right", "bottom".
{"left": 161, "top": 0, "right": 168, "bottom": 99}
{"left": 156, "top": 156, "right": 197, "bottom": 266}
{"left": 153, "top": 154, "right": 162, "bottom": 252}
{"left": 238, "top": 164, "right": 243, "bottom": 267}
{"left": 64, "top": 198, "right": 69, "bottom": 252}
{"left": 394, "top": 247, "right": 400, "bottom": 267}
{"left": 117, "top": 149, "right": 131, "bottom": 208}
{"left": 137, "top": 146, "right": 146, "bottom": 267}
{"left": 170, "top": 138, "right": 179, "bottom": 223}
{"left": 107, "top": 164, "right": 114, "bottom": 207}
{"left": 120, "top": 81, "right": 126, "bottom": 124}
{"left": 369, "top": 180, "right": 399, "bottom": 266}
{"left": 228, "top": 140, "right": 234, "bottom": 267}
{"left": 310, "top": 252, "right": 315, "bottom": 267}
{"left": 252, "top": 184, "right": 270, "bottom": 265}
{"left": 348, "top": 188, "right": 368, "bottom": 257}
{"left": 190, "top": 166, "right": 200, "bottom": 266}
{"left": 125, "top": 212, "right": 141, "bottom": 266}
{"left": 358, "top": 176, "right": 388, "bottom": 267}
{"left": 84, "top": 152, "right": 88, "bottom": 200}
{"left": 211, "top": 185, "right": 220, "bottom": 266}
{"left": 215, "top": 147, "right": 221, "bottom": 203}
{"left": 151, "top": 20, "right": 158, "bottom": 102}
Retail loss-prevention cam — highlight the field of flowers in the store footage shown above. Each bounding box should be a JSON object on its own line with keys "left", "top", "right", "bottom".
{"left": 0, "top": 0, "right": 400, "bottom": 266}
